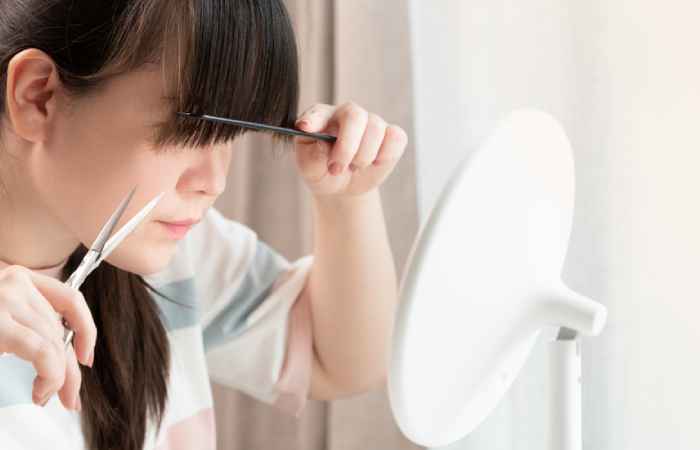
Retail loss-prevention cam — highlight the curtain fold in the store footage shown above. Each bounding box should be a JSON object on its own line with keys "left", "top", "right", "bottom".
{"left": 210, "top": 1, "right": 420, "bottom": 449}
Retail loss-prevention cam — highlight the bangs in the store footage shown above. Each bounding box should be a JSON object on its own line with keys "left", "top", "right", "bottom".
{"left": 153, "top": 0, "right": 300, "bottom": 149}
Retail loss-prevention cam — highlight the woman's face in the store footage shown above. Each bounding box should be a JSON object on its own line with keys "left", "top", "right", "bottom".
{"left": 31, "top": 67, "right": 233, "bottom": 275}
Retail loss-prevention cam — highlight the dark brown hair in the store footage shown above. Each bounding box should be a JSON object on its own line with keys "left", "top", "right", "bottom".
{"left": 0, "top": 1, "right": 300, "bottom": 449}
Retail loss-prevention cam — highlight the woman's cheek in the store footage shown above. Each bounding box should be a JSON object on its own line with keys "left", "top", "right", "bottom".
{"left": 102, "top": 152, "right": 190, "bottom": 275}
{"left": 131, "top": 149, "right": 183, "bottom": 190}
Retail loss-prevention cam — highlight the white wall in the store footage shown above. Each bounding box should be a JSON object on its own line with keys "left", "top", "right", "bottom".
{"left": 410, "top": 1, "right": 700, "bottom": 449}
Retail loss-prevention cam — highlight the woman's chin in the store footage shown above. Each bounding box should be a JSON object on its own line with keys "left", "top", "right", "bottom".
{"left": 105, "top": 238, "right": 178, "bottom": 276}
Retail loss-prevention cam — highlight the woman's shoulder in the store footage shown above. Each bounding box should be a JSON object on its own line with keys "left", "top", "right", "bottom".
{"left": 145, "top": 207, "right": 256, "bottom": 281}
{"left": 188, "top": 207, "right": 258, "bottom": 251}
{"left": 141, "top": 207, "right": 259, "bottom": 330}
{"left": 177, "top": 207, "right": 262, "bottom": 279}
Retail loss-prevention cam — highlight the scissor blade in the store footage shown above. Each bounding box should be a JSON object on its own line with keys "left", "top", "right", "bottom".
{"left": 89, "top": 186, "right": 137, "bottom": 253}
{"left": 96, "top": 192, "right": 164, "bottom": 265}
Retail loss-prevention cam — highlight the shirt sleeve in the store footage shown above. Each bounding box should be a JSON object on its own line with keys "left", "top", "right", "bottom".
{"left": 189, "top": 207, "right": 315, "bottom": 417}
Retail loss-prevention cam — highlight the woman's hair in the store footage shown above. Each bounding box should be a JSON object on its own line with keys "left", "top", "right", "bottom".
{"left": 0, "top": 1, "right": 301, "bottom": 449}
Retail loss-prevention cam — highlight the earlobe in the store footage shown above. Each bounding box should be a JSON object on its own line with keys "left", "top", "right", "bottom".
{"left": 5, "top": 48, "right": 61, "bottom": 143}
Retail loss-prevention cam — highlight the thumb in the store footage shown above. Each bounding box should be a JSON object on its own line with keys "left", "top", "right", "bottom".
{"left": 294, "top": 139, "right": 332, "bottom": 182}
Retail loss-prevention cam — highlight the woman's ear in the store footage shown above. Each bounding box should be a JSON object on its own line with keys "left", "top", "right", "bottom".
{"left": 5, "top": 48, "right": 62, "bottom": 144}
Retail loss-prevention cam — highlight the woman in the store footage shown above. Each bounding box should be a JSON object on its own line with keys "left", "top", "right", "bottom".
{"left": 0, "top": 1, "right": 407, "bottom": 449}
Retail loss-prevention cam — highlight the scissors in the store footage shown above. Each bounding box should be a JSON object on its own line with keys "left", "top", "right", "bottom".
{"left": 62, "top": 187, "right": 164, "bottom": 348}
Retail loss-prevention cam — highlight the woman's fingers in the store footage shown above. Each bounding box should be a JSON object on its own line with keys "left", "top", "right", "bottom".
{"left": 13, "top": 298, "right": 63, "bottom": 349}
{"left": 327, "top": 102, "right": 368, "bottom": 173}
{"left": 11, "top": 302, "right": 69, "bottom": 406}
{"left": 57, "top": 345, "right": 82, "bottom": 411}
{"left": 27, "top": 270, "right": 96, "bottom": 366}
{"left": 0, "top": 266, "right": 94, "bottom": 411}
{"left": 295, "top": 102, "right": 399, "bottom": 174}
{"left": 373, "top": 124, "right": 408, "bottom": 165}
{"left": 25, "top": 281, "right": 67, "bottom": 338}
{"left": 350, "top": 113, "right": 387, "bottom": 171}
{"left": 0, "top": 313, "right": 66, "bottom": 405}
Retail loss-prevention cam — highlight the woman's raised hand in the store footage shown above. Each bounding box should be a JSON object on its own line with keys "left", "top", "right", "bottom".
{"left": 0, "top": 265, "right": 97, "bottom": 411}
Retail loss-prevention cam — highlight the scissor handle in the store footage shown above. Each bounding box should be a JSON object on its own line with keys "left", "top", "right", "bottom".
{"left": 62, "top": 255, "right": 97, "bottom": 348}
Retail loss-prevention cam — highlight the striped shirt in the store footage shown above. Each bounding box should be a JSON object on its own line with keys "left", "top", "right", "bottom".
{"left": 0, "top": 207, "right": 314, "bottom": 449}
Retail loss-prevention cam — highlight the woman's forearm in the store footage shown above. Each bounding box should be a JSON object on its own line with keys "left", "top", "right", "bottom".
{"left": 306, "top": 188, "right": 398, "bottom": 393}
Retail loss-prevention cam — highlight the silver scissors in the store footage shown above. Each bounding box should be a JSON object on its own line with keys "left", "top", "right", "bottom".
{"left": 62, "top": 187, "right": 164, "bottom": 348}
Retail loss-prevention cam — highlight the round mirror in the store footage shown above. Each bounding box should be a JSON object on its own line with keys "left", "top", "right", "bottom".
{"left": 388, "top": 110, "right": 607, "bottom": 447}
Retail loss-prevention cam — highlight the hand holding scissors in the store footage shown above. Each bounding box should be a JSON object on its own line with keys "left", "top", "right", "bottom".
{"left": 0, "top": 187, "right": 162, "bottom": 410}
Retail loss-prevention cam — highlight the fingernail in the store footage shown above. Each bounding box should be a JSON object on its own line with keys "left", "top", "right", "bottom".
{"left": 40, "top": 392, "right": 51, "bottom": 407}
{"left": 329, "top": 162, "right": 343, "bottom": 175}
{"left": 87, "top": 349, "right": 94, "bottom": 368}
{"left": 74, "top": 391, "right": 81, "bottom": 411}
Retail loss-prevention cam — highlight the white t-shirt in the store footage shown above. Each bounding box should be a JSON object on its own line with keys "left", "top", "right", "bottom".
{"left": 0, "top": 207, "right": 315, "bottom": 449}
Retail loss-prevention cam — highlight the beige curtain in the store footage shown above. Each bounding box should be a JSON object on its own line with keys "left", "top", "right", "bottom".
{"left": 211, "top": 1, "right": 421, "bottom": 449}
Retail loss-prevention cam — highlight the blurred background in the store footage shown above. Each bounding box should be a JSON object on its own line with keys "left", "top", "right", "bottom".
{"left": 212, "top": 1, "right": 700, "bottom": 449}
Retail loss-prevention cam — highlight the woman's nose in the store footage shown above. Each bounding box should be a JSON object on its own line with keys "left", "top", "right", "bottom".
{"left": 176, "top": 148, "right": 229, "bottom": 197}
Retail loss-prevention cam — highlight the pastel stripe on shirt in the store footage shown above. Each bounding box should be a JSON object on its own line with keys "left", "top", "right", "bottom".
{"left": 0, "top": 207, "right": 314, "bottom": 449}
